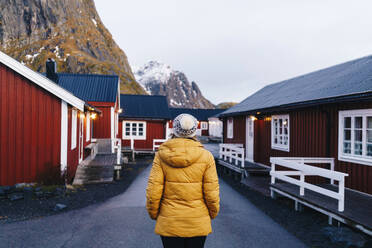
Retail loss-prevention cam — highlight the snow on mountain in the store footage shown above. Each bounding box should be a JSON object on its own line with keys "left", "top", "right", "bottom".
{"left": 133, "top": 61, "right": 215, "bottom": 109}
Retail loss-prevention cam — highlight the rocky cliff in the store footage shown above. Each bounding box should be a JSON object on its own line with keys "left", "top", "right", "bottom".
{"left": 0, "top": 0, "right": 145, "bottom": 94}
{"left": 134, "top": 61, "right": 215, "bottom": 109}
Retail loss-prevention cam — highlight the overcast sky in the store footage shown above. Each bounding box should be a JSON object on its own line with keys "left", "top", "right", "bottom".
{"left": 94, "top": 0, "right": 372, "bottom": 105}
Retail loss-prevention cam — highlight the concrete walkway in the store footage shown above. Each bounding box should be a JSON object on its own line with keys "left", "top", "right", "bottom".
{"left": 0, "top": 166, "right": 306, "bottom": 248}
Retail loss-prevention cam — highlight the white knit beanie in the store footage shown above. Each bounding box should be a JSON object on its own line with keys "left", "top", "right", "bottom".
{"left": 173, "top": 114, "right": 198, "bottom": 138}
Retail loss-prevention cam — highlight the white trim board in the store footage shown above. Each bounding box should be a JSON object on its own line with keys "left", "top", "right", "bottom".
{"left": 60, "top": 100, "right": 68, "bottom": 172}
{"left": 0, "top": 51, "right": 84, "bottom": 111}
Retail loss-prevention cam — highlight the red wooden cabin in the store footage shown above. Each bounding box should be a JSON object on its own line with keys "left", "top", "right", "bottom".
{"left": 45, "top": 60, "right": 121, "bottom": 154}
{"left": 118, "top": 95, "right": 171, "bottom": 152}
{"left": 0, "top": 52, "right": 98, "bottom": 185}
{"left": 219, "top": 55, "right": 372, "bottom": 196}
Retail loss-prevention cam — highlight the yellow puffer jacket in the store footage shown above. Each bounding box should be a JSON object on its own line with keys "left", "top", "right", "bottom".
{"left": 146, "top": 138, "right": 220, "bottom": 237}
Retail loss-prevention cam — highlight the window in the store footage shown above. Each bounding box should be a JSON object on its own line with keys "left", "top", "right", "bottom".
{"left": 122, "top": 121, "right": 146, "bottom": 140}
{"left": 271, "top": 115, "right": 290, "bottom": 151}
{"left": 227, "top": 118, "right": 233, "bottom": 139}
{"left": 86, "top": 112, "right": 90, "bottom": 141}
{"left": 71, "top": 109, "right": 77, "bottom": 149}
{"left": 201, "top": 122, "right": 208, "bottom": 130}
{"left": 339, "top": 109, "right": 372, "bottom": 166}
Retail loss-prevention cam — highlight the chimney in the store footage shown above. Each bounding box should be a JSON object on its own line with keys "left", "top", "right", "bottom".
{"left": 46, "top": 58, "right": 58, "bottom": 83}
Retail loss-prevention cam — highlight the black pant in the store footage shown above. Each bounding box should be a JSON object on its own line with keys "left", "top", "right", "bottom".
{"left": 161, "top": 236, "right": 207, "bottom": 248}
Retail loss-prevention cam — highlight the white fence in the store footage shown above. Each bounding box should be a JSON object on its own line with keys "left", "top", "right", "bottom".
{"left": 270, "top": 157, "right": 348, "bottom": 212}
{"left": 219, "top": 144, "right": 245, "bottom": 168}
{"left": 153, "top": 139, "right": 167, "bottom": 151}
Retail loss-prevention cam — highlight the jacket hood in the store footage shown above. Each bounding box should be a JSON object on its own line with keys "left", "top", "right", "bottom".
{"left": 158, "top": 138, "right": 204, "bottom": 168}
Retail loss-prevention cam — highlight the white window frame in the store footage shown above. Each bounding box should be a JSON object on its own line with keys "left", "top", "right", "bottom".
{"left": 201, "top": 121, "right": 208, "bottom": 130}
{"left": 122, "top": 121, "right": 147, "bottom": 140}
{"left": 338, "top": 109, "right": 372, "bottom": 166}
{"left": 227, "top": 117, "right": 233, "bottom": 139}
{"left": 71, "top": 109, "right": 77, "bottom": 149}
{"left": 86, "top": 112, "right": 90, "bottom": 142}
{"left": 271, "top": 114, "right": 290, "bottom": 152}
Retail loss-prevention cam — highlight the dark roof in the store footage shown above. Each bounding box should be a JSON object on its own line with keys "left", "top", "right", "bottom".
{"left": 221, "top": 55, "right": 372, "bottom": 117}
{"left": 119, "top": 94, "right": 171, "bottom": 119}
{"left": 169, "top": 108, "right": 224, "bottom": 121}
{"left": 55, "top": 73, "right": 119, "bottom": 103}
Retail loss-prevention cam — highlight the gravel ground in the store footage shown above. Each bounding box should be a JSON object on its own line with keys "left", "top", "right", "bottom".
{"left": 217, "top": 166, "right": 372, "bottom": 248}
{"left": 0, "top": 157, "right": 152, "bottom": 224}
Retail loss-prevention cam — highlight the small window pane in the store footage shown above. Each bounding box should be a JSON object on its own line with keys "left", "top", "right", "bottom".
{"left": 125, "top": 123, "right": 130, "bottom": 128}
{"left": 344, "top": 117, "right": 351, "bottom": 128}
{"left": 354, "top": 130, "right": 362, "bottom": 142}
{"left": 274, "top": 138, "right": 278, "bottom": 144}
{"left": 125, "top": 131, "right": 130, "bottom": 136}
{"left": 367, "top": 130, "right": 372, "bottom": 143}
{"left": 344, "top": 130, "right": 351, "bottom": 141}
{"left": 284, "top": 127, "right": 288, "bottom": 135}
{"left": 343, "top": 142, "right": 351, "bottom": 154}
{"left": 367, "top": 144, "right": 372, "bottom": 156}
{"left": 368, "top": 117, "right": 372, "bottom": 129}
{"left": 139, "top": 132, "right": 143, "bottom": 136}
{"left": 355, "top": 117, "right": 362, "bottom": 129}
{"left": 139, "top": 123, "right": 143, "bottom": 128}
{"left": 354, "top": 142, "right": 363, "bottom": 155}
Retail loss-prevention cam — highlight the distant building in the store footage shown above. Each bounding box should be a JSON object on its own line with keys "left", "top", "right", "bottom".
{"left": 119, "top": 94, "right": 171, "bottom": 152}
{"left": 44, "top": 59, "right": 121, "bottom": 154}
{"left": 0, "top": 52, "right": 99, "bottom": 185}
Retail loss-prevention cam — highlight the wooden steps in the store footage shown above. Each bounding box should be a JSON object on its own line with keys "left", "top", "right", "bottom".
{"left": 73, "top": 154, "right": 116, "bottom": 185}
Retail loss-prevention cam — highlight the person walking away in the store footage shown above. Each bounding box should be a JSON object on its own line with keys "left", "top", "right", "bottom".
{"left": 146, "top": 113, "right": 220, "bottom": 248}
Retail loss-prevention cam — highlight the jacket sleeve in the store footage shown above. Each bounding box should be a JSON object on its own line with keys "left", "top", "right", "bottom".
{"left": 203, "top": 153, "right": 220, "bottom": 219}
{"left": 146, "top": 154, "right": 164, "bottom": 220}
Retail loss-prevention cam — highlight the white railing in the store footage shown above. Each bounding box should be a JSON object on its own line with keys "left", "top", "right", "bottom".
{"left": 113, "top": 138, "right": 121, "bottom": 164}
{"left": 153, "top": 139, "right": 167, "bottom": 151}
{"left": 219, "top": 143, "right": 245, "bottom": 168}
{"left": 270, "top": 157, "right": 348, "bottom": 212}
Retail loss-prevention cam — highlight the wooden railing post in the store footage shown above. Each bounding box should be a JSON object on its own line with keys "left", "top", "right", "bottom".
{"left": 330, "top": 159, "right": 335, "bottom": 185}
{"left": 300, "top": 172, "right": 305, "bottom": 196}
{"left": 338, "top": 179, "right": 345, "bottom": 212}
{"left": 271, "top": 163, "right": 276, "bottom": 184}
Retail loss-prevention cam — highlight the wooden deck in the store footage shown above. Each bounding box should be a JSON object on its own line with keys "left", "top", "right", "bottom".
{"left": 216, "top": 158, "right": 270, "bottom": 176}
{"left": 271, "top": 182, "right": 372, "bottom": 236}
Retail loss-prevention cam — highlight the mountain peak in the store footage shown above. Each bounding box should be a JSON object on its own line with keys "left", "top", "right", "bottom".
{"left": 134, "top": 61, "right": 215, "bottom": 109}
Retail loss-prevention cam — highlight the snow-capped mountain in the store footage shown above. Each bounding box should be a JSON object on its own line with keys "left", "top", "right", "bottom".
{"left": 133, "top": 61, "right": 215, "bottom": 108}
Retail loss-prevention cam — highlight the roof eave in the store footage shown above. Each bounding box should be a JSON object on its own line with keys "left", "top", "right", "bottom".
{"left": 0, "top": 51, "right": 85, "bottom": 111}
{"left": 219, "top": 91, "right": 372, "bottom": 118}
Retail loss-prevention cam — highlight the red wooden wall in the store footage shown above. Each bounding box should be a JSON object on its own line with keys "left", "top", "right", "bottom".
{"left": 0, "top": 62, "right": 61, "bottom": 186}
{"left": 223, "top": 116, "right": 246, "bottom": 145}
{"left": 89, "top": 103, "right": 112, "bottom": 139}
{"left": 119, "top": 120, "right": 166, "bottom": 150}
{"left": 66, "top": 107, "right": 92, "bottom": 182}
{"left": 222, "top": 101, "right": 372, "bottom": 194}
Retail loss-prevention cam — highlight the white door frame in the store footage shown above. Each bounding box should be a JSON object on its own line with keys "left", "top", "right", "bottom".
{"left": 246, "top": 116, "right": 254, "bottom": 162}
{"left": 78, "top": 115, "right": 84, "bottom": 163}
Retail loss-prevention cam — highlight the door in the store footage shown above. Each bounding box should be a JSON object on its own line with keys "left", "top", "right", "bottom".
{"left": 246, "top": 117, "right": 254, "bottom": 162}
{"left": 78, "top": 115, "right": 84, "bottom": 163}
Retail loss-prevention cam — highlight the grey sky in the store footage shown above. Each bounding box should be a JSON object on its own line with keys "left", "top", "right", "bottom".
{"left": 94, "top": 0, "right": 372, "bottom": 105}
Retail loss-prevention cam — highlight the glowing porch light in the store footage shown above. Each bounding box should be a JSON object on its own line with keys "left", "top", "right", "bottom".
{"left": 91, "top": 113, "right": 97, "bottom": 120}
{"left": 118, "top": 108, "right": 123, "bottom": 113}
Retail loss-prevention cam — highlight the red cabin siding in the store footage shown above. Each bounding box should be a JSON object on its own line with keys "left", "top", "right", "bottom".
{"left": 0, "top": 62, "right": 61, "bottom": 186}
{"left": 223, "top": 101, "right": 372, "bottom": 194}
{"left": 120, "top": 120, "right": 166, "bottom": 150}
{"left": 223, "top": 116, "right": 246, "bottom": 145}
{"left": 91, "top": 105, "right": 112, "bottom": 139}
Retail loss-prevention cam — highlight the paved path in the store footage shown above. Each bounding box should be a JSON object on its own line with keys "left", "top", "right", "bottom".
{"left": 0, "top": 166, "right": 306, "bottom": 248}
